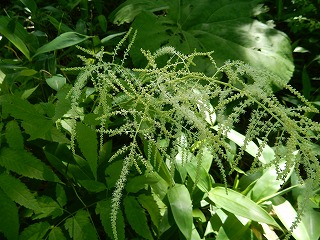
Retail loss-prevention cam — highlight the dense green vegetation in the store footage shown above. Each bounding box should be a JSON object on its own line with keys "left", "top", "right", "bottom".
{"left": 0, "top": 0, "right": 319, "bottom": 239}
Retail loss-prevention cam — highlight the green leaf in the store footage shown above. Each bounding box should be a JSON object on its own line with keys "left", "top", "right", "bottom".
{"left": 33, "top": 32, "right": 92, "bottom": 58}
{"left": 0, "top": 173, "right": 40, "bottom": 211}
{"left": 19, "top": 0, "right": 38, "bottom": 14}
{"left": 129, "top": 0, "right": 293, "bottom": 82}
{"left": 101, "top": 32, "right": 126, "bottom": 44}
{"left": 138, "top": 194, "right": 161, "bottom": 228}
{"left": 0, "top": 189, "right": 19, "bottom": 240}
{"left": 1, "top": 95, "right": 59, "bottom": 141}
{"left": 110, "top": 0, "right": 169, "bottom": 25}
{"left": 48, "top": 227, "right": 67, "bottom": 240}
{"left": 208, "top": 187, "right": 280, "bottom": 228}
{"left": 46, "top": 74, "right": 66, "bottom": 91}
{"left": 56, "top": 184, "right": 67, "bottom": 207}
{"left": 272, "top": 196, "right": 311, "bottom": 240}
{"left": 76, "top": 122, "right": 98, "bottom": 180}
{"left": 19, "top": 222, "right": 51, "bottom": 240}
{"left": 96, "top": 199, "right": 125, "bottom": 240}
{"left": 167, "top": 184, "right": 193, "bottom": 239}
{"left": 5, "top": 120, "right": 24, "bottom": 150}
{"left": 125, "top": 171, "right": 161, "bottom": 193}
{"left": 97, "top": 14, "right": 108, "bottom": 32}
{"left": 65, "top": 210, "right": 98, "bottom": 240}
{"left": 79, "top": 179, "right": 106, "bottom": 193}
{"left": 33, "top": 196, "right": 63, "bottom": 219}
{"left": 124, "top": 196, "right": 153, "bottom": 239}
{"left": 0, "top": 148, "right": 61, "bottom": 183}
{"left": 0, "top": 16, "right": 31, "bottom": 60}
{"left": 21, "top": 85, "right": 38, "bottom": 99}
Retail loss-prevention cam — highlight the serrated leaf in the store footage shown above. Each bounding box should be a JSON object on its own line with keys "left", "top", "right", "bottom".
{"left": 48, "top": 227, "right": 67, "bottom": 240}
{"left": 1, "top": 95, "right": 57, "bottom": 141}
{"left": 96, "top": 199, "right": 125, "bottom": 240}
{"left": 167, "top": 184, "right": 193, "bottom": 239}
{"left": 65, "top": 210, "right": 98, "bottom": 240}
{"left": 19, "top": 222, "right": 51, "bottom": 240}
{"left": 33, "top": 196, "right": 63, "bottom": 219}
{"left": 124, "top": 196, "right": 153, "bottom": 239}
{"left": 129, "top": 0, "right": 293, "bottom": 82}
{"left": 79, "top": 179, "right": 106, "bottom": 193}
{"left": 76, "top": 122, "right": 98, "bottom": 180}
{"left": 138, "top": 194, "right": 161, "bottom": 228}
{"left": 5, "top": 120, "right": 24, "bottom": 150}
{"left": 33, "top": 32, "right": 92, "bottom": 58}
{"left": 0, "top": 148, "right": 61, "bottom": 182}
{"left": 46, "top": 74, "right": 66, "bottom": 91}
{"left": 208, "top": 187, "right": 280, "bottom": 228}
{"left": 0, "top": 189, "right": 19, "bottom": 240}
{"left": 0, "top": 173, "right": 40, "bottom": 211}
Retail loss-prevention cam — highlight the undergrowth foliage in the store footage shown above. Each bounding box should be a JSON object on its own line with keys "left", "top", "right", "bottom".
{"left": 65, "top": 29, "right": 320, "bottom": 239}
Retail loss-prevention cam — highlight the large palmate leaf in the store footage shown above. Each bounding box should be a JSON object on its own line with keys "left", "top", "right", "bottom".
{"left": 113, "top": 0, "right": 294, "bottom": 82}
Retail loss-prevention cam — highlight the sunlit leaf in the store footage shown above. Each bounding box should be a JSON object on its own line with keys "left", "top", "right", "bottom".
{"left": 208, "top": 187, "right": 280, "bottom": 228}
{"left": 46, "top": 74, "right": 66, "bottom": 91}
{"left": 272, "top": 196, "right": 311, "bottom": 240}
{"left": 167, "top": 184, "right": 193, "bottom": 239}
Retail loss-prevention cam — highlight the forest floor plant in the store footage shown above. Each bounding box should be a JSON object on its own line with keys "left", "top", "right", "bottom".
{"left": 63, "top": 29, "right": 320, "bottom": 239}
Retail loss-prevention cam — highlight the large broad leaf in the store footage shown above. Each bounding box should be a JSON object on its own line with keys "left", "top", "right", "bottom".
{"left": 167, "top": 184, "right": 193, "bottom": 239}
{"left": 33, "top": 32, "right": 92, "bottom": 58}
{"left": 208, "top": 187, "right": 280, "bottom": 228}
{"left": 122, "top": 0, "right": 293, "bottom": 82}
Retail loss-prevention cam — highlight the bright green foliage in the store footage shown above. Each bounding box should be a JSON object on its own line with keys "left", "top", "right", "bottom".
{"left": 208, "top": 187, "right": 280, "bottom": 228}
{"left": 0, "top": 1, "right": 319, "bottom": 239}
{"left": 61, "top": 28, "right": 320, "bottom": 238}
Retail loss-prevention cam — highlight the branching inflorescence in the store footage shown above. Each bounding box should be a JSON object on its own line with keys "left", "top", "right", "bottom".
{"left": 65, "top": 29, "right": 320, "bottom": 239}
